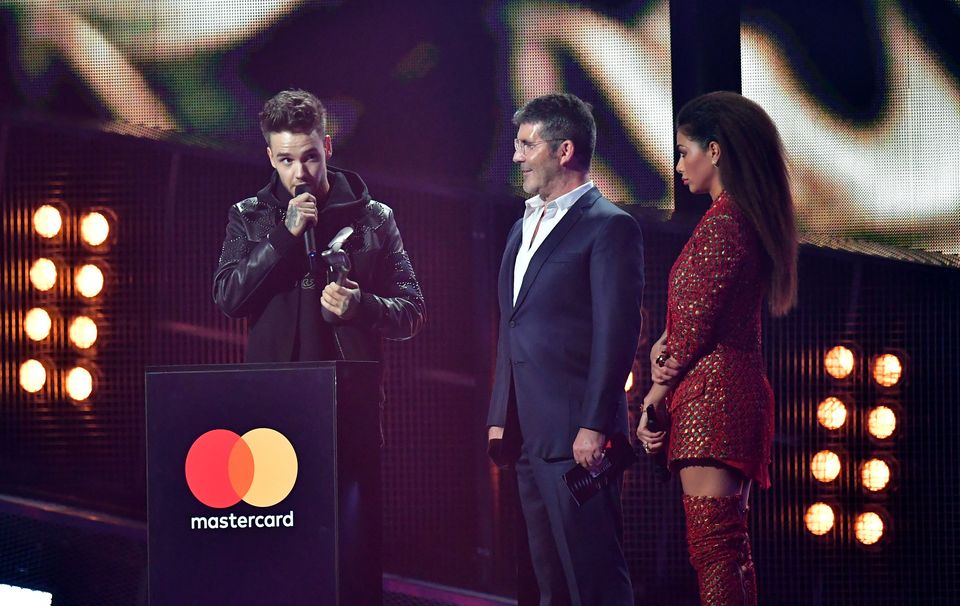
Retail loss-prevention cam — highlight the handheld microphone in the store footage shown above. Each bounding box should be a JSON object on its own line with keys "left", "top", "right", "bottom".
{"left": 645, "top": 404, "right": 671, "bottom": 482}
{"left": 294, "top": 184, "right": 318, "bottom": 269}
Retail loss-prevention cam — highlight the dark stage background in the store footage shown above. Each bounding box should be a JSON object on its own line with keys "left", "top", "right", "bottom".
{"left": 2, "top": 1, "right": 960, "bottom": 605}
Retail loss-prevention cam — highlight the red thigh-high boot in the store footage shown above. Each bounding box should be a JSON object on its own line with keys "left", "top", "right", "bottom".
{"left": 682, "top": 494, "right": 757, "bottom": 606}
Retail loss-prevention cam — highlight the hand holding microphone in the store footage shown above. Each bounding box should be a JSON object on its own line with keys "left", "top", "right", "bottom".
{"left": 288, "top": 183, "right": 319, "bottom": 272}
{"left": 285, "top": 184, "right": 317, "bottom": 237}
{"left": 638, "top": 403, "right": 670, "bottom": 481}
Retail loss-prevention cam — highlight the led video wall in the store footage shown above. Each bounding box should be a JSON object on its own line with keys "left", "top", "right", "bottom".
{"left": 741, "top": 0, "right": 960, "bottom": 255}
{"left": 5, "top": 0, "right": 957, "bottom": 256}
{"left": 492, "top": 0, "right": 674, "bottom": 206}
{"left": 0, "top": 0, "right": 676, "bottom": 206}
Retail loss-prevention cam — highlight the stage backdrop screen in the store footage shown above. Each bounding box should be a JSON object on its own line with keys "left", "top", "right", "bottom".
{"left": 741, "top": 0, "right": 960, "bottom": 255}
{"left": 3, "top": 1, "right": 959, "bottom": 256}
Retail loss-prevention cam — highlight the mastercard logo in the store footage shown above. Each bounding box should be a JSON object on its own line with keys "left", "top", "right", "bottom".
{"left": 185, "top": 428, "right": 298, "bottom": 509}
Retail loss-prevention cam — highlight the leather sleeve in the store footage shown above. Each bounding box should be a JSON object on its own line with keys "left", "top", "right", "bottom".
{"left": 352, "top": 206, "right": 426, "bottom": 340}
{"left": 212, "top": 204, "right": 298, "bottom": 318}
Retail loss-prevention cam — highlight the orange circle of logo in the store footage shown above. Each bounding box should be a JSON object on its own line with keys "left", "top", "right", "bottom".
{"left": 184, "top": 428, "right": 298, "bottom": 508}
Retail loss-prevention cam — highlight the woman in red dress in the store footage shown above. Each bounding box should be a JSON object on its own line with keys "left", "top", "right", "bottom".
{"left": 636, "top": 91, "right": 798, "bottom": 605}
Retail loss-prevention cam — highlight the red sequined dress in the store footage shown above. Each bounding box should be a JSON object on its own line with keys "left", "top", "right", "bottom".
{"left": 664, "top": 191, "right": 774, "bottom": 488}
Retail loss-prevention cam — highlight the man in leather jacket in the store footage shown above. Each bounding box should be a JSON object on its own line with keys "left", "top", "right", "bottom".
{"left": 213, "top": 89, "right": 424, "bottom": 390}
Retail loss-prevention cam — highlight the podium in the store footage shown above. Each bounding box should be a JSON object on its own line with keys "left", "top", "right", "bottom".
{"left": 146, "top": 361, "right": 381, "bottom": 605}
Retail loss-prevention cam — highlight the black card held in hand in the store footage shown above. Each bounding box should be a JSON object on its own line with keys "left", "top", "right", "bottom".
{"left": 562, "top": 433, "right": 637, "bottom": 506}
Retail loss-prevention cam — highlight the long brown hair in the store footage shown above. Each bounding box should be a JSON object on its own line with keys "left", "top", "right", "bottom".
{"left": 677, "top": 91, "right": 798, "bottom": 316}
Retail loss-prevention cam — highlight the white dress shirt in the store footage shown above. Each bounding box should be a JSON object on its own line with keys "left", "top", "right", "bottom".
{"left": 513, "top": 180, "right": 594, "bottom": 304}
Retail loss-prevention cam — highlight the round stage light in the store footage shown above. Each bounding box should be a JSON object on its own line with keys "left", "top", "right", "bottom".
{"left": 33, "top": 205, "right": 63, "bottom": 238}
{"left": 804, "top": 502, "right": 835, "bottom": 536}
{"left": 29, "top": 258, "right": 57, "bottom": 291}
{"left": 68, "top": 316, "right": 98, "bottom": 349}
{"left": 19, "top": 359, "right": 47, "bottom": 393}
{"left": 65, "top": 366, "right": 94, "bottom": 402}
{"left": 872, "top": 354, "right": 903, "bottom": 387}
{"left": 867, "top": 405, "right": 897, "bottom": 439}
{"left": 80, "top": 211, "right": 110, "bottom": 247}
{"left": 861, "top": 458, "right": 891, "bottom": 492}
{"left": 824, "top": 345, "right": 855, "bottom": 379}
{"left": 75, "top": 264, "right": 104, "bottom": 298}
{"left": 817, "top": 396, "right": 848, "bottom": 430}
{"left": 855, "top": 511, "right": 885, "bottom": 545}
{"left": 811, "top": 450, "right": 841, "bottom": 483}
{"left": 24, "top": 307, "right": 52, "bottom": 341}
{"left": 624, "top": 371, "right": 634, "bottom": 392}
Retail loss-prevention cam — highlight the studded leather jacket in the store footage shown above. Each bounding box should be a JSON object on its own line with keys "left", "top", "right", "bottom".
{"left": 213, "top": 168, "right": 425, "bottom": 368}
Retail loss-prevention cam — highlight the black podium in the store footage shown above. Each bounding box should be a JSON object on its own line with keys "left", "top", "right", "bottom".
{"left": 146, "top": 361, "right": 381, "bottom": 605}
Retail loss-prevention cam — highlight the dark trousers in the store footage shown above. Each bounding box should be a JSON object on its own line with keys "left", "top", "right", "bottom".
{"left": 515, "top": 448, "right": 634, "bottom": 606}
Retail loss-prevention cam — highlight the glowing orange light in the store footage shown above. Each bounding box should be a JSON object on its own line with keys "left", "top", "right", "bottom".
{"left": 867, "top": 405, "right": 897, "bottom": 439}
{"left": 75, "top": 264, "right": 104, "bottom": 298}
{"left": 624, "top": 371, "right": 634, "bottom": 392}
{"left": 817, "top": 396, "right": 848, "bottom": 430}
{"left": 861, "top": 458, "right": 891, "bottom": 492}
{"left": 872, "top": 354, "right": 903, "bottom": 387}
{"left": 65, "top": 366, "right": 94, "bottom": 401}
{"left": 24, "top": 308, "right": 53, "bottom": 341}
{"left": 80, "top": 211, "right": 111, "bottom": 246}
{"left": 855, "top": 511, "right": 885, "bottom": 545}
{"left": 33, "top": 205, "right": 63, "bottom": 238}
{"left": 811, "top": 450, "right": 841, "bottom": 483}
{"left": 824, "top": 345, "right": 855, "bottom": 379}
{"left": 29, "top": 258, "right": 57, "bottom": 291}
{"left": 804, "top": 502, "right": 835, "bottom": 536}
{"left": 19, "top": 359, "right": 47, "bottom": 393}
{"left": 68, "top": 316, "right": 98, "bottom": 349}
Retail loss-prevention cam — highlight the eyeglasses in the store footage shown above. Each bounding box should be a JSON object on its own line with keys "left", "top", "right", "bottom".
{"left": 513, "top": 138, "right": 565, "bottom": 156}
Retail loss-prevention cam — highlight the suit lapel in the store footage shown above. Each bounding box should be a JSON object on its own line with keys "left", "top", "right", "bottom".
{"left": 511, "top": 187, "right": 600, "bottom": 316}
{"left": 500, "top": 221, "right": 523, "bottom": 313}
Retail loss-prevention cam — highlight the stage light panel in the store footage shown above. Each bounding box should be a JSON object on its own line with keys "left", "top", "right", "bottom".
{"left": 624, "top": 371, "right": 634, "bottom": 392}
{"left": 80, "top": 210, "right": 111, "bottom": 246}
{"left": 824, "top": 345, "right": 855, "bottom": 379}
{"left": 29, "top": 258, "right": 57, "bottom": 291}
{"left": 32, "top": 204, "right": 62, "bottom": 238}
{"left": 75, "top": 263, "right": 104, "bottom": 298}
{"left": 804, "top": 502, "right": 835, "bottom": 536}
{"left": 65, "top": 366, "right": 94, "bottom": 401}
{"left": 867, "top": 405, "right": 897, "bottom": 439}
{"left": 817, "top": 396, "right": 848, "bottom": 430}
{"left": 19, "top": 359, "right": 47, "bottom": 393}
{"left": 872, "top": 354, "right": 903, "bottom": 387}
{"left": 24, "top": 307, "right": 52, "bottom": 341}
{"left": 811, "top": 450, "right": 841, "bottom": 483}
{"left": 855, "top": 511, "right": 885, "bottom": 545}
{"left": 69, "top": 315, "right": 98, "bottom": 349}
{"left": 861, "top": 458, "right": 892, "bottom": 492}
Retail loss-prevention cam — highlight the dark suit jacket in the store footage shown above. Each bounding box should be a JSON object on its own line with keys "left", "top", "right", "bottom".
{"left": 487, "top": 187, "right": 644, "bottom": 461}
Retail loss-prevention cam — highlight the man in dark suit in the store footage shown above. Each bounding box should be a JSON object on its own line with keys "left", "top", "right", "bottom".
{"left": 487, "top": 93, "right": 643, "bottom": 605}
